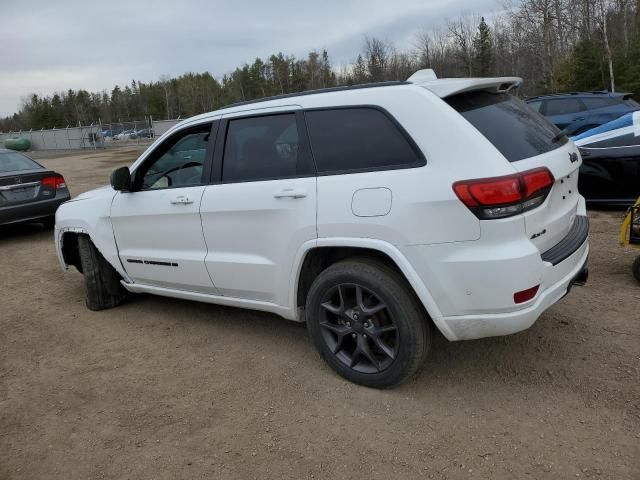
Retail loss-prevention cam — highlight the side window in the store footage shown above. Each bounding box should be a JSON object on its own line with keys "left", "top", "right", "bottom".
{"left": 527, "top": 101, "right": 543, "bottom": 112}
{"left": 222, "top": 114, "right": 303, "bottom": 182}
{"left": 136, "top": 125, "right": 211, "bottom": 190}
{"left": 305, "top": 108, "right": 422, "bottom": 174}
{"left": 582, "top": 97, "right": 619, "bottom": 109}
{"left": 544, "top": 99, "right": 584, "bottom": 116}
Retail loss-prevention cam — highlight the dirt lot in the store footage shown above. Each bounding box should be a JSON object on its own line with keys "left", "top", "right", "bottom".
{"left": 1, "top": 147, "right": 638, "bottom": 479}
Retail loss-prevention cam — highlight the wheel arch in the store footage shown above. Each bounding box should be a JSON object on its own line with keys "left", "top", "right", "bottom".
{"left": 59, "top": 230, "right": 84, "bottom": 273}
{"left": 291, "top": 238, "right": 453, "bottom": 339}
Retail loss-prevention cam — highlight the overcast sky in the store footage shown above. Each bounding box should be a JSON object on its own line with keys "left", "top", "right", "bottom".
{"left": 1, "top": 0, "right": 498, "bottom": 116}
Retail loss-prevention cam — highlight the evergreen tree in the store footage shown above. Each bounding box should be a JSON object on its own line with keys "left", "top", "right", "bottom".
{"left": 473, "top": 17, "right": 494, "bottom": 77}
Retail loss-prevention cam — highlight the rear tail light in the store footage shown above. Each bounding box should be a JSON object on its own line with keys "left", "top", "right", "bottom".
{"left": 453, "top": 168, "right": 554, "bottom": 219}
{"left": 514, "top": 285, "right": 539, "bottom": 304}
{"left": 41, "top": 174, "right": 67, "bottom": 189}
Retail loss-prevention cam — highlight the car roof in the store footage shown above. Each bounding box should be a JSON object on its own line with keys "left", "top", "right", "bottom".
{"left": 526, "top": 91, "right": 629, "bottom": 101}
{"left": 178, "top": 70, "right": 523, "bottom": 127}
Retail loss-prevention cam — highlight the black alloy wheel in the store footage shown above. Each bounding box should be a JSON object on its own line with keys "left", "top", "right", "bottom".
{"left": 306, "top": 258, "right": 430, "bottom": 388}
{"left": 319, "top": 283, "right": 398, "bottom": 373}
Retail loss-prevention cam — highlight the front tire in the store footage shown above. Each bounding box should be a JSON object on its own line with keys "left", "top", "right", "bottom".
{"left": 77, "top": 235, "right": 127, "bottom": 311}
{"left": 305, "top": 258, "right": 430, "bottom": 388}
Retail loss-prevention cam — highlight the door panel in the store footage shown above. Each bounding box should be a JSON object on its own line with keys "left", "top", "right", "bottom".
{"left": 201, "top": 178, "right": 316, "bottom": 304}
{"left": 110, "top": 121, "right": 218, "bottom": 293}
{"left": 201, "top": 109, "right": 317, "bottom": 306}
{"left": 579, "top": 147, "right": 640, "bottom": 202}
{"left": 111, "top": 187, "right": 217, "bottom": 293}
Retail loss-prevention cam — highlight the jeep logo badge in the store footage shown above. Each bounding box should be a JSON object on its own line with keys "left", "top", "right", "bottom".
{"left": 569, "top": 152, "right": 578, "bottom": 163}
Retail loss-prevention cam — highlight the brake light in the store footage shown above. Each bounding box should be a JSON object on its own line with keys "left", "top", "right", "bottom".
{"left": 453, "top": 168, "right": 554, "bottom": 219}
{"left": 41, "top": 174, "right": 67, "bottom": 189}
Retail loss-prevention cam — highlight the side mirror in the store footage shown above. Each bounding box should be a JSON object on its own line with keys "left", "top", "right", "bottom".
{"left": 110, "top": 166, "right": 131, "bottom": 191}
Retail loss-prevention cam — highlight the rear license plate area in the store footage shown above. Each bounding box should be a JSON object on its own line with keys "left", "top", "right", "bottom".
{"left": 3, "top": 187, "right": 36, "bottom": 202}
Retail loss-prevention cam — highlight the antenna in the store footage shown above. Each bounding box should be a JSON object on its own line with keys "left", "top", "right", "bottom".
{"left": 407, "top": 69, "right": 438, "bottom": 84}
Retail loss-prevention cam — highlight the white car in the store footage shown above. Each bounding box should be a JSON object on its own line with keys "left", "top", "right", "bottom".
{"left": 55, "top": 70, "right": 589, "bottom": 388}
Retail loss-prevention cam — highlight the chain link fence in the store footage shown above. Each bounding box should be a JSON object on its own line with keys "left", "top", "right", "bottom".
{"left": 0, "top": 125, "right": 102, "bottom": 151}
{"left": 0, "top": 117, "right": 182, "bottom": 151}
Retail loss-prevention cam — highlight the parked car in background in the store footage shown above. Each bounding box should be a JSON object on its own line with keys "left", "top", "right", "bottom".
{"left": 526, "top": 91, "right": 639, "bottom": 135}
{"left": 572, "top": 112, "right": 640, "bottom": 205}
{"left": 115, "top": 130, "right": 135, "bottom": 140}
{"left": 0, "top": 149, "right": 70, "bottom": 227}
{"left": 55, "top": 71, "right": 589, "bottom": 388}
{"left": 129, "top": 128, "right": 153, "bottom": 139}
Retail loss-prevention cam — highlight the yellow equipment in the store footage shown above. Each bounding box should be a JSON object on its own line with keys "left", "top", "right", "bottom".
{"left": 620, "top": 196, "right": 640, "bottom": 282}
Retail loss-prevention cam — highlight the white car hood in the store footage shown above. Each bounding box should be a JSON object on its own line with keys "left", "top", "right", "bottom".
{"left": 66, "top": 185, "right": 116, "bottom": 203}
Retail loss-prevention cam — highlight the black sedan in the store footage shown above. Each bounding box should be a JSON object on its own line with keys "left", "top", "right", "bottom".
{"left": 0, "top": 149, "right": 70, "bottom": 227}
{"left": 573, "top": 113, "right": 640, "bottom": 206}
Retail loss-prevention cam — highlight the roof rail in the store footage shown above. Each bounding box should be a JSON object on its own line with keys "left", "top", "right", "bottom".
{"left": 225, "top": 81, "right": 408, "bottom": 108}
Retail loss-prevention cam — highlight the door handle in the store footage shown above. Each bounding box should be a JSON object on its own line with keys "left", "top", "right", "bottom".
{"left": 170, "top": 195, "right": 194, "bottom": 205}
{"left": 274, "top": 189, "right": 307, "bottom": 199}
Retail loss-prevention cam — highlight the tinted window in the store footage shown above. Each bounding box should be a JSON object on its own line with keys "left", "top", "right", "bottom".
{"left": 0, "top": 152, "right": 41, "bottom": 172}
{"left": 305, "top": 108, "right": 422, "bottom": 173}
{"left": 222, "top": 114, "right": 303, "bottom": 182}
{"left": 544, "top": 98, "right": 584, "bottom": 116}
{"left": 527, "top": 101, "right": 542, "bottom": 112}
{"left": 446, "top": 91, "right": 566, "bottom": 162}
{"left": 137, "top": 125, "right": 210, "bottom": 190}
{"left": 582, "top": 97, "right": 619, "bottom": 109}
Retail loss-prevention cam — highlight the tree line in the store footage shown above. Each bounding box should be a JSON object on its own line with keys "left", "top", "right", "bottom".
{"left": 2, "top": 0, "right": 639, "bottom": 131}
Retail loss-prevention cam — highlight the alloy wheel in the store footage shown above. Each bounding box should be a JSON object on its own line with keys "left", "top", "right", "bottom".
{"left": 318, "top": 283, "right": 398, "bottom": 374}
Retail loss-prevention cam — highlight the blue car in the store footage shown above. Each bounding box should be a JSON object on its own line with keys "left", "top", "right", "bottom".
{"left": 526, "top": 92, "right": 639, "bottom": 135}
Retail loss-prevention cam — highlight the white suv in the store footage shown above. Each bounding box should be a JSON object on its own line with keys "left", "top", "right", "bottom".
{"left": 55, "top": 70, "right": 589, "bottom": 388}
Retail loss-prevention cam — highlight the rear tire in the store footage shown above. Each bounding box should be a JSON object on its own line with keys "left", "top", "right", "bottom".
{"left": 77, "top": 235, "right": 127, "bottom": 311}
{"left": 305, "top": 258, "right": 430, "bottom": 388}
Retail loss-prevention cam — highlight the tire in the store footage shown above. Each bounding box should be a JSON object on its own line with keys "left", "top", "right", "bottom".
{"left": 632, "top": 255, "right": 640, "bottom": 283}
{"left": 77, "top": 235, "right": 127, "bottom": 311}
{"left": 305, "top": 258, "right": 431, "bottom": 388}
{"left": 41, "top": 216, "right": 56, "bottom": 228}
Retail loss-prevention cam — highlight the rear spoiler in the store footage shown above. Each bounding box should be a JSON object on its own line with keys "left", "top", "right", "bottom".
{"left": 406, "top": 69, "right": 523, "bottom": 98}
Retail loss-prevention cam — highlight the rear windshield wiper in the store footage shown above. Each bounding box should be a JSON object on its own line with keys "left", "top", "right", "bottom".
{"left": 551, "top": 129, "right": 568, "bottom": 143}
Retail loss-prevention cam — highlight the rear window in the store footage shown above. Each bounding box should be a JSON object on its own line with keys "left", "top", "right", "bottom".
{"left": 544, "top": 98, "right": 584, "bottom": 115}
{"left": 446, "top": 91, "right": 566, "bottom": 162}
{"left": 0, "top": 152, "right": 41, "bottom": 172}
{"left": 305, "top": 108, "right": 423, "bottom": 174}
{"left": 582, "top": 97, "right": 619, "bottom": 109}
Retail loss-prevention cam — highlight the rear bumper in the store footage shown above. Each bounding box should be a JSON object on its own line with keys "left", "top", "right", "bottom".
{"left": 0, "top": 193, "right": 70, "bottom": 226}
{"left": 437, "top": 240, "right": 589, "bottom": 340}
{"left": 404, "top": 195, "right": 590, "bottom": 341}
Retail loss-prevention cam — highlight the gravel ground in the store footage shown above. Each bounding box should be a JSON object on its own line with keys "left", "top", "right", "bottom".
{"left": 1, "top": 147, "right": 639, "bottom": 479}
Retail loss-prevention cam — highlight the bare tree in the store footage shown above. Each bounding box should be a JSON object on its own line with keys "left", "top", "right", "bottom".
{"left": 597, "top": 0, "right": 616, "bottom": 91}
{"left": 447, "top": 15, "right": 478, "bottom": 76}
